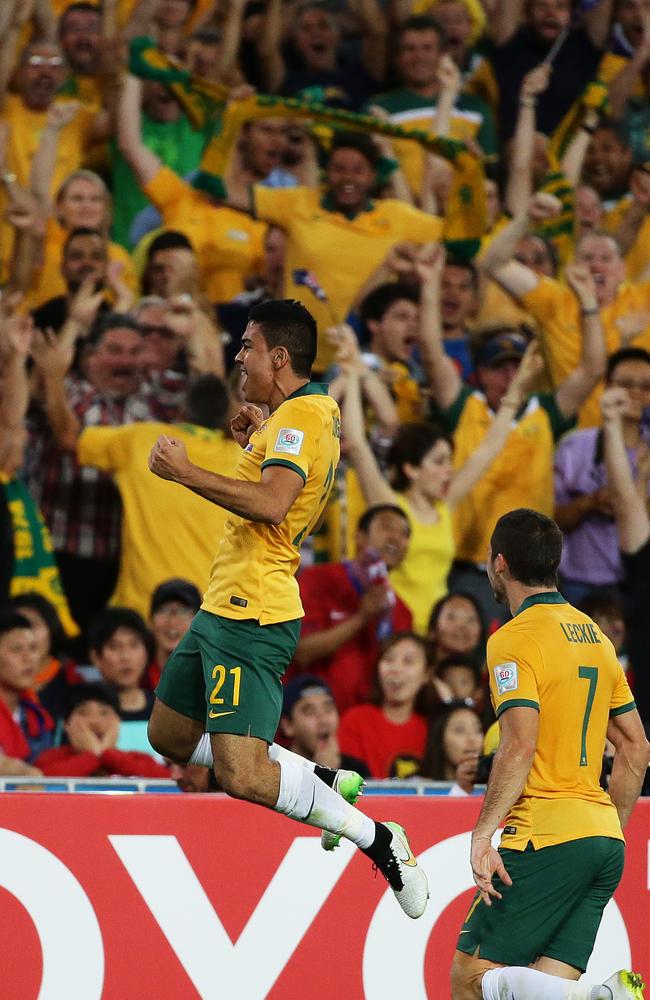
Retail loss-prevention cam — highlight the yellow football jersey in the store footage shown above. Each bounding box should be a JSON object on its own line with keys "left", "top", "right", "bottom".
{"left": 488, "top": 592, "right": 635, "bottom": 851}
{"left": 202, "top": 383, "right": 341, "bottom": 624}
{"left": 521, "top": 277, "right": 650, "bottom": 427}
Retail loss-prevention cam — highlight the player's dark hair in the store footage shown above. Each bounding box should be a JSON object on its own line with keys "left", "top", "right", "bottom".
{"left": 185, "top": 375, "right": 230, "bottom": 430}
{"left": 63, "top": 227, "right": 106, "bottom": 254}
{"left": 420, "top": 701, "right": 484, "bottom": 779}
{"left": 397, "top": 14, "right": 447, "bottom": 46}
{"left": 248, "top": 299, "right": 317, "bottom": 378}
{"left": 490, "top": 508, "right": 563, "bottom": 587}
{"left": 359, "top": 282, "right": 419, "bottom": 342}
{"left": 59, "top": 3, "right": 101, "bottom": 33}
{"left": 356, "top": 503, "right": 411, "bottom": 536}
{"left": 86, "top": 312, "right": 141, "bottom": 349}
{"left": 0, "top": 610, "right": 33, "bottom": 639}
{"left": 146, "top": 230, "right": 194, "bottom": 260}
{"left": 87, "top": 607, "right": 152, "bottom": 656}
{"left": 605, "top": 346, "right": 650, "bottom": 382}
{"left": 329, "top": 130, "right": 381, "bottom": 170}
{"left": 387, "top": 422, "right": 452, "bottom": 492}
{"left": 7, "top": 592, "right": 66, "bottom": 657}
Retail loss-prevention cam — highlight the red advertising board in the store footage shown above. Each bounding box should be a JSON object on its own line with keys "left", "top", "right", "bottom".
{"left": 0, "top": 794, "right": 647, "bottom": 999}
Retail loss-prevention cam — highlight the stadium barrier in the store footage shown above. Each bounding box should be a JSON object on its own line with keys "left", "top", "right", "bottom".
{"left": 0, "top": 793, "right": 647, "bottom": 999}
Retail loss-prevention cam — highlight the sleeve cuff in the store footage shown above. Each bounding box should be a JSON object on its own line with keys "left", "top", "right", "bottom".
{"left": 495, "top": 698, "right": 540, "bottom": 719}
{"left": 610, "top": 700, "right": 636, "bottom": 717}
{"left": 261, "top": 458, "right": 307, "bottom": 482}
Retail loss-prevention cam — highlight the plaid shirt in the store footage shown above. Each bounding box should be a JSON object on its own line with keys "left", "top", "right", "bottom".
{"left": 27, "top": 372, "right": 186, "bottom": 560}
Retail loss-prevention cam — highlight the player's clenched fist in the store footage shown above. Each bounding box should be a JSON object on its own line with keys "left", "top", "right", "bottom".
{"left": 148, "top": 435, "right": 193, "bottom": 481}
{"left": 230, "top": 404, "right": 264, "bottom": 448}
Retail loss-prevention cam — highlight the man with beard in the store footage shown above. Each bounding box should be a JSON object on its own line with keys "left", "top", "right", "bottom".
{"left": 58, "top": 3, "right": 104, "bottom": 109}
{"left": 31, "top": 228, "right": 112, "bottom": 336}
{"left": 451, "top": 508, "right": 649, "bottom": 1000}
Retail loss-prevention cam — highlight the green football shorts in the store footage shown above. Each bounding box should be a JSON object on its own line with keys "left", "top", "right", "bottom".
{"left": 155, "top": 610, "right": 301, "bottom": 743}
{"left": 457, "top": 836, "right": 624, "bottom": 972}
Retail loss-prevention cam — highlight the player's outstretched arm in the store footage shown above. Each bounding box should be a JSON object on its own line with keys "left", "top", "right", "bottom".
{"left": 471, "top": 706, "right": 538, "bottom": 904}
{"left": 148, "top": 435, "right": 304, "bottom": 524}
{"left": 606, "top": 708, "right": 650, "bottom": 829}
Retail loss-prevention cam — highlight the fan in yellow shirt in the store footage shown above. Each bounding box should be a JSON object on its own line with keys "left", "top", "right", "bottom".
{"left": 252, "top": 132, "right": 443, "bottom": 372}
{"left": 77, "top": 375, "right": 241, "bottom": 620}
{"left": 452, "top": 508, "right": 649, "bottom": 998}
{"left": 483, "top": 191, "right": 650, "bottom": 426}
{"left": 117, "top": 74, "right": 265, "bottom": 304}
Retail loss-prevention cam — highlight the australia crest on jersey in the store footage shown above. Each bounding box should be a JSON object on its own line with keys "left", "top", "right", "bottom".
{"left": 494, "top": 661, "right": 518, "bottom": 695}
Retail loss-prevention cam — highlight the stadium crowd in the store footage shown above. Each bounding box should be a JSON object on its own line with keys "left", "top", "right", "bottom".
{"left": 1, "top": 0, "right": 650, "bottom": 791}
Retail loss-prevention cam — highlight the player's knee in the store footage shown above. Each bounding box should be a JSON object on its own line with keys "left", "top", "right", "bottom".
{"left": 147, "top": 717, "right": 188, "bottom": 763}
{"left": 450, "top": 952, "right": 484, "bottom": 1000}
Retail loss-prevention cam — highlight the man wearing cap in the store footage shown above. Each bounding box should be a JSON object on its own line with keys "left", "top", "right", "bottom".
{"left": 280, "top": 676, "right": 370, "bottom": 778}
{"left": 148, "top": 579, "right": 202, "bottom": 690}
{"left": 424, "top": 249, "right": 606, "bottom": 622}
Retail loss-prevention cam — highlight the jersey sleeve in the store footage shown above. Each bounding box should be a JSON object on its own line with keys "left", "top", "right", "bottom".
{"left": 610, "top": 665, "right": 636, "bottom": 717}
{"left": 261, "top": 401, "right": 324, "bottom": 483}
{"left": 142, "top": 166, "right": 192, "bottom": 214}
{"left": 487, "top": 630, "right": 541, "bottom": 719}
{"left": 77, "top": 426, "right": 131, "bottom": 473}
{"left": 253, "top": 185, "right": 307, "bottom": 227}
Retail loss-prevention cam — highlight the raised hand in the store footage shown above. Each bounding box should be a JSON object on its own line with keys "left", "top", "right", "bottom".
{"left": 46, "top": 101, "right": 81, "bottom": 130}
{"left": 414, "top": 242, "right": 444, "bottom": 285}
{"left": 526, "top": 191, "right": 562, "bottom": 224}
{"left": 65, "top": 715, "right": 104, "bottom": 756}
{"left": 564, "top": 262, "right": 598, "bottom": 309}
{"left": 148, "top": 435, "right": 193, "bottom": 482}
{"left": 325, "top": 323, "right": 362, "bottom": 372}
{"left": 600, "top": 385, "right": 631, "bottom": 423}
{"left": 69, "top": 275, "right": 105, "bottom": 330}
{"left": 521, "top": 62, "right": 551, "bottom": 99}
{"left": 3, "top": 313, "right": 34, "bottom": 359}
{"left": 506, "top": 341, "right": 545, "bottom": 401}
{"left": 384, "top": 241, "right": 419, "bottom": 278}
{"left": 230, "top": 403, "right": 265, "bottom": 448}
{"left": 30, "top": 327, "right": 74, "bottom": 380}
{"left": 437, "top": 54, "right": 462, "bottom": 96}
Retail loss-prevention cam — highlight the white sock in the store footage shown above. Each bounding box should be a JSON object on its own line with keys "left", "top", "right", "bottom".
{"left": 268, "top": 742, "right": 316, "bottom": 771}
{"left": 481, "top": 967, "right": 612, "bottom": 1000}
{"left": 274, "top": 757, "right": 375, "bottom": 848}
{"left": 188, "top": 733, "right": 213, "bottom": 766}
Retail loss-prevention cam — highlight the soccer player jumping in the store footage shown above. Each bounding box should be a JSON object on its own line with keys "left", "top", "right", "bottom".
{"left": 451, "top": 509, "right": 649, "bottom": 1000}
{"left": 147, "top": 299, "right": 428, "bottom": 920}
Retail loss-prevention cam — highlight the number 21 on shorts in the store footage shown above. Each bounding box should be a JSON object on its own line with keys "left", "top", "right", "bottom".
{"left": 209, "top": 664, "right": 242, "bottom": 710}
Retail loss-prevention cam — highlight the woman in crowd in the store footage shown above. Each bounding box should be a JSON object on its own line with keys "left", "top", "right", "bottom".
{"left": 337, "top": 632, "right": 436, "bottom": 779}
{"left": 427, "top": 591, "right": 486, "bottom": 670}
{"left": 421, "top": 700, "right": 485, "bottom": 793}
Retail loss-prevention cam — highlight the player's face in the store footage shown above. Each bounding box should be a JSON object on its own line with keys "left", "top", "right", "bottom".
{"left": 432, "top": 595, "right": 483, "bottom": 653}
{"left": 283, "top": 691, "right": 339, "bottom": 758}
{"left": 0, "top": 628, "right": 40, "bottom": 693}
{"left": 235, "top": 323, "right": 277, "bottom": 405}
{"left": 150, "top": 602, "right": 194, "bottom": 660}
{"left": 378, "top": 637, "right": 429, "bottom": 709}
{"left": 93, "top": 627, "right": 148, "bottom": 690}
{"left": 369, "top": 299, "right": 419, "bottom": 363}
{"left": 442, "top": 707, "right": 483, "bottom": 767}
{"left": 360, "top": 510, "right": 410, "bottom": 569}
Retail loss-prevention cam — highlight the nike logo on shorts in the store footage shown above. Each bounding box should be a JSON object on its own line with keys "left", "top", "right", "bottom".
{"left": 209, "top": 710, "right": 236, "bottom": 719}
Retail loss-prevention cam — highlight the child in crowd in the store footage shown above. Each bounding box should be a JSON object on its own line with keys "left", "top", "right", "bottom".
{"left": 8, "top": 592, "right": 82, "bottom": 719}
{"left": 580, "top": 591, "right": 628, "bottom": 671}
{"left": 338, "top": 632, "right": 436, "bottom": 778}
{"left": 421, "top": 701, "right": 485, "bottom": 793}
{"left": 87, "top": 608, "right": 156, "bottom": 755}
{"left": 146, "top": 578, "right": 201, "bottom": 690}
{"left": 0, "top": 610, "right": 54, "bottom": 769}
{"left": 436, "top": 656, "right": 483, "bottom": 706}
{"left": 35, "top": 683, "right": 170, "bottom": 778}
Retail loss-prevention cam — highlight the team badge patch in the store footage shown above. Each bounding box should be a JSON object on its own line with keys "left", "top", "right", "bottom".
{"left": 494, "top": 662, "right": 518, "bottom": 695}
{"left": 274, "top": 428, "right": 304, "bottom": 455}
